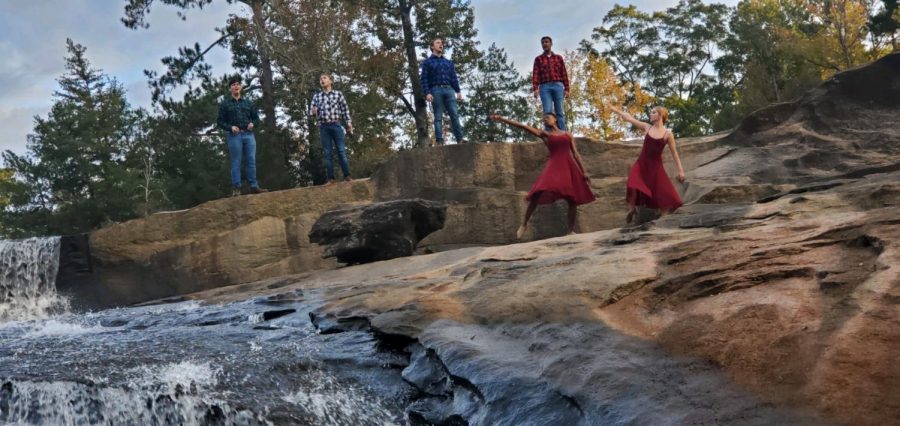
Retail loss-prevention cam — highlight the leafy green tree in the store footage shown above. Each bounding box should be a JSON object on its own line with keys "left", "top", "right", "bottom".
{"left": 869, "top": 0, "right": 900, "bottom": 49}
{"left": 713, "top": 0, "right": 822, "bottom": 129}
{"left": 787, "top": 0, "right": 883, "bottom": 72}
{"left": 122, "top": 0, "right": 295, "bottom": 189}
{"left": 583, "top": 0, "right": 730, "bottom": 136}
{"left": 358, "top": 0, "right": 480, "bottom": 147}
{"left": 264, "top": 0, "right": 395, "bottom": 185}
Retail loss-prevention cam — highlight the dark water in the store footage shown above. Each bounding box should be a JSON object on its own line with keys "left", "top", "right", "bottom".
{"left": 0, "top": 294, "right": 414, "bottom": 425}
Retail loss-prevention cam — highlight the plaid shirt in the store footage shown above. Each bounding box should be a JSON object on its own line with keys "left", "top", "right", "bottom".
{"left": 310, "top": 90, "right": 352, "bottom": 126}
{"left": 217, "top": 96, "right": 259, "bottom": 132}
{"left": 532, "top": 52, "right": 569, "bottom": 93}
{"left": 419, "top": 54, "right": 461, "bottom": 95}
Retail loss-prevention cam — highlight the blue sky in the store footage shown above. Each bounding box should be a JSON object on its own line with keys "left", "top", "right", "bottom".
{"left": 0, "top": 0, "right": 737, "bottom": 156}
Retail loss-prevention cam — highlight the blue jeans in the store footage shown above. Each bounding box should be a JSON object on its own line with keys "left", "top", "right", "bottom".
{"left": 226, "top": 131, "right": 258, "bottom": 189}
{"left": 431, "top": 86, "right": 464, "bottom": 144}
{"left": 539, "top": 81, "right": 567, "bottom": 131}
{"left": 320, "top": 123, "right": 351, "bottom": 181}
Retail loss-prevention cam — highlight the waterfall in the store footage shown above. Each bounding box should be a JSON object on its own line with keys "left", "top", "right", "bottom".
{"left": 0, "top": 237, "right": 68, "bottom": 322}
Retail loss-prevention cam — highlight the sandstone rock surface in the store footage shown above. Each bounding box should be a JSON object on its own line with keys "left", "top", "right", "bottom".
{"left": 62, "top": 181, "right": 375, "bottom": 309}
{"left": 177, "top": 52, "right": 900, "bottom": 425}
{"left": 188, "top": 169, "right": 899, "bottom": 426}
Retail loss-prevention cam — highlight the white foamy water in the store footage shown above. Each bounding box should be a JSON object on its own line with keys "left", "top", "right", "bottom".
{"left": 282, "top": 369, "right": 398, "bottom": 426}
{"left": 0, "top": 361, "right": 269, "bottom": 425}
{"left": 20, "top": 319, "right": 107, "bottom": 338}
{"left": 133, "top": 361, "right": 222, "bottom": 391}
{"left": 0, "top": 237, "right": 69, "bottom": 322}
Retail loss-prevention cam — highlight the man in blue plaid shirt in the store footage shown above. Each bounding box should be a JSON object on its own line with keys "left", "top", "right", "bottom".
{"left": 420, "top": 38, "right": 466, "bottom": 145}
{"left": 310, "top": 73, "right": 354, "bottom": 184}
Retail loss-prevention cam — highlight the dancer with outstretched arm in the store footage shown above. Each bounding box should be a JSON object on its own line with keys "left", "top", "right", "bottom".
{"left": 489, "top": 113, "right": 595, "bottom": 239}
{"left": 608, "top": 104, "right": 685, "bottom": 223}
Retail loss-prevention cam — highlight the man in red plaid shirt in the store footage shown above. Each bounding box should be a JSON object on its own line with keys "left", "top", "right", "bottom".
{"left": 532, "top": 36, "right": 570, "bottom": 130}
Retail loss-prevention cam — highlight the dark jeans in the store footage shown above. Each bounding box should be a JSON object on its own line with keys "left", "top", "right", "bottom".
{"left": 320, "top": 123, "right": 351, "bottom": 180}
{"left": 539, "top": 81, "right": 567, "bottom": 131}
{"left": 431, "top": 86, "right": 464, "bottom": 144}
{"left": 226, "top": 131, "right": 258, "bottom": 189}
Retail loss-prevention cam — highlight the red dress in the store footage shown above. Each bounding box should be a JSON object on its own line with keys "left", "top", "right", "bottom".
{"left": 527, "top": 132, "right": 596, "bottom": 205}
{"left": 626, "top": 131, "right": 683, "bottom": 211}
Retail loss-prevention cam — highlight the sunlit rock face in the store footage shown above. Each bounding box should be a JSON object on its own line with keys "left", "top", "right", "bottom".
{"left": 175, "top": 52, "right": 900, "bottom": 425}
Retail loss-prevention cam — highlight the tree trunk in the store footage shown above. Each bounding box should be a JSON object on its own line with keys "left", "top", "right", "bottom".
{"left": 249, "top": 0, "right": 292, "bottom": 187}
{"left": 250, "top": 0, "right": 277, "bottom": 130}
{"left": 398, "top": 0, "right": 431, "bottom": 147}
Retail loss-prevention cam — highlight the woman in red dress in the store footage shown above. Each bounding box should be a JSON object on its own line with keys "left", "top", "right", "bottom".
{"left": 609, "top": 105, "right": 686, "bottom": 223}
{"left": 489, "top": 113, "right": 595, "bottom": 239}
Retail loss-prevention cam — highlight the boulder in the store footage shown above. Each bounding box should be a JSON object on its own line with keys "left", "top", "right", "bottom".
{"left": 309, "top": 199, "right": 447, "bottom": 264}
{"left": 60, "top": 180, "right": 375, "bottom": 310}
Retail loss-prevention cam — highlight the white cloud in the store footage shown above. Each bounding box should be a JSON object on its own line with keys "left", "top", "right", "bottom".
{"left": 0, "top": 0, "right": 240, "bottom": 156}
{"left": 0, "top": 106, "right": 42, "bottom": 154}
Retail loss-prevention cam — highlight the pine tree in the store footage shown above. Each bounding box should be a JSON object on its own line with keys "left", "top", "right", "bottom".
{"left": 0, "top": 40, "right": 145, "bottom": 237}
{"left": 463, "top": 44, "right": 531, "bottom": 143}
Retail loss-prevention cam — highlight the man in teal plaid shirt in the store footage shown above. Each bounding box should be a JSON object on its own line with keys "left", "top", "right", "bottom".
{"left": 217, "top": 78, "right": 267, "bottom": 196}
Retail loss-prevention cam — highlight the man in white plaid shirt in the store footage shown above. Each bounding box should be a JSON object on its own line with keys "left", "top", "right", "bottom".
{"left": 310, "top": 73, "right": 354, "bottom": 184}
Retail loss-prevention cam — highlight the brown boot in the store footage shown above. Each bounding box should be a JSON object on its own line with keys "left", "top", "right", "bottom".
{"left": 250, "top": 187, "right": 268, "bottom": 194}
{"left": 344, "top": 176, "right": 353, "bottom": 182}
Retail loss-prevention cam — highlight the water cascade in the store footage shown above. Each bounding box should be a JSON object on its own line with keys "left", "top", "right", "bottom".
{"left": 0, "top": 237, "right": 68, "bottom": 322}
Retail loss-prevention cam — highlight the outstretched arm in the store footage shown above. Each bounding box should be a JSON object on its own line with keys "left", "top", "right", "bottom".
{"left": 608, "top": 104, "right": 650, "bottom": 132}
{"left": 489, "top": 115, "right": 548, "bottom": 140}
{"left": 666, "top": 131, "right": 686, "bottom": 182}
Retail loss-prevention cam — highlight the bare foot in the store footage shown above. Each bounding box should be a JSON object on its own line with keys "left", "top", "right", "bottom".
{"left": 516, "top": 225, "right": 526, "bottom": 240}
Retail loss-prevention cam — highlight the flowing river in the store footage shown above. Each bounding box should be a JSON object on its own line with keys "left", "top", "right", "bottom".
{"left": 0, "top": 237, "right": 413, "bottom": 425}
